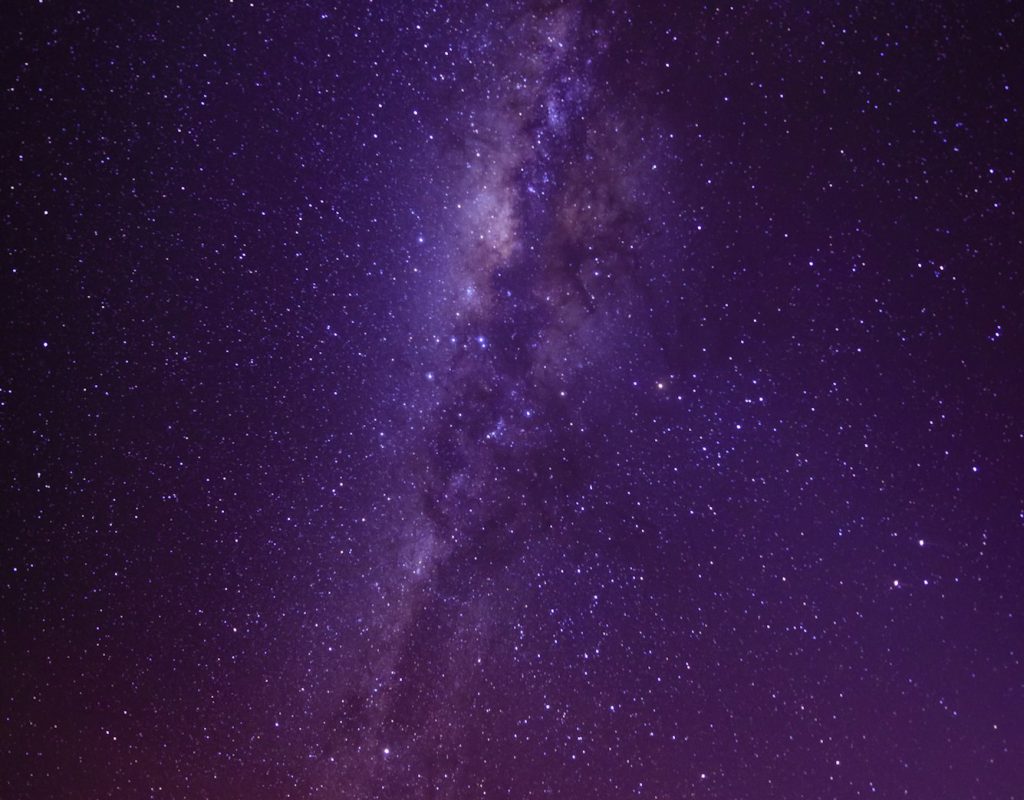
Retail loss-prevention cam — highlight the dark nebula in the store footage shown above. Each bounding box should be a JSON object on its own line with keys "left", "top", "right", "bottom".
{"left": 3, "top": 2, "right": 1023, "bottom": 798}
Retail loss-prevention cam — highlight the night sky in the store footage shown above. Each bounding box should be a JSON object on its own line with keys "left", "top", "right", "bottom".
{"left": 3, "top": 2, "right": 1024, "bottom": 798}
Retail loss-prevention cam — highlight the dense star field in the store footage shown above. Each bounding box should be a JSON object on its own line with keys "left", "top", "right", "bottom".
{"left": 3, "top": 1, "right": 1023, "bottom": 798}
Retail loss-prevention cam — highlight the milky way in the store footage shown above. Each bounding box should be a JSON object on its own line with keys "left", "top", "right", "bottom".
{"left": 334, "top": 7, "right": 663, "bottom": 790}
{"left": 3, "top": 1, "right": 1023, "bottom": 798}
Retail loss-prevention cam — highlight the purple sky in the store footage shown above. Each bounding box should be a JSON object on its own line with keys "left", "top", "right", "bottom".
{"left": 3, "top": 2, "right": 1023, "bottom": 798}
